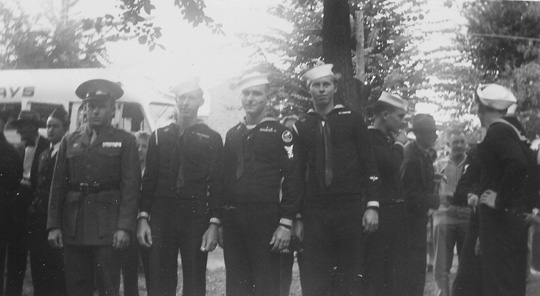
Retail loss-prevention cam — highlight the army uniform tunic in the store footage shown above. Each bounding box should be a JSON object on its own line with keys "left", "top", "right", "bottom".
{"left": 47, "top": 123, "right": 140, "bottom": 296}
{"left": 293, "top": 105, "right": 379, "bottom": 296}
{"left": 221, "top": 117, "right": 301, "bottom": 296}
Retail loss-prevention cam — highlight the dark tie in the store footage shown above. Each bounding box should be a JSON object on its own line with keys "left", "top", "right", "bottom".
{"left": 47, "top": 146, "right": 54, "bottom": 159}
{"left": 236, "top": 126, "right": 248, "bottom": 179}
{"left": 316, "top": 117, "right": 333, "bottom": 187}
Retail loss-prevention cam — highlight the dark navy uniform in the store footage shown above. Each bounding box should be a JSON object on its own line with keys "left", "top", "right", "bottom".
{"left": 400, "top": 140, "right": 440, "bottom": 296}
{"left": 221, "top": 118, "right": 301, "bottom": 296}
{"left": 451, "top": 145, "right": 482, "bottom": 296}
{"left": 140, "top": 122, "right": 223, "bottom": 296}
{"left": 364, "top": 127, "right": 408, "bottom": 296}
{"left": 477, "top": 117, "right": 537, "bottom": 296}
{"left": 47, "top": 123, "right": 140, "bottom": 296}
{"left": 294, "top": 105, "right": 379, "bottom": 296}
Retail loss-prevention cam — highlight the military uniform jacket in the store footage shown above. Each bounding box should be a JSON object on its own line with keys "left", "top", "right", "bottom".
{"left": 478, "top": 117, "right": 539, "bottom": 211}
{"left": 140, "top": 122, "right": 223, "bottom": 218}
{"left": 19, "top": 136, "right": 50, "bottom": 193}
{"left": 31, "top": 147, "right": 58, "bottom": 215}
{"left": 453, "top": 145, "right": 480, "bottom": 207}
{"left": 0, "top": 133, "right": 23, "bottom": 245}
{"left": 400, "top": 141, "right": 440, "bottom": 211}
{"left": 294, "top": 105, "right": 379, "bottom": 206}
{"left": 368, "top": 127, "right": 404, "bottom": 205}
{"left": 222, "top": 118, "right": 301, "bottom": 220}
{"left": 47, "top": 124, "right": 140, "bottom": 246}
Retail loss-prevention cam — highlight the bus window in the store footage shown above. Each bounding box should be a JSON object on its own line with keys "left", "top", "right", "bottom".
{"left": 149, "top": 103, "right": 176, "bottom": 129}
{"left": 119, "top": 102, "right": 146, "bottom": 133}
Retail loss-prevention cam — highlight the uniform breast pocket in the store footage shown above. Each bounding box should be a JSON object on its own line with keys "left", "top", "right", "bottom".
{"left": 66, "top": 147, "right": 84, "bottom": 159}
{"left": 97, "top": 147, "right": 122, "bottom": 168}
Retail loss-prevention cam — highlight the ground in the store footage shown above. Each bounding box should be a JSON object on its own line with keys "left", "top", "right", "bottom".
{"left": 18, "top": 248, "right": 540, "bottom": 295}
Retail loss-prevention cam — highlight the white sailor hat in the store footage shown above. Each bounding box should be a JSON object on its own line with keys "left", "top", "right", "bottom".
{"left": 237, "top": 72, "right": 269, "bottom": 91}
{"left": 378, "top": 91, "right": 408, "bottom": 111}
{"left": 75, "top": 79, "right": 124, "bottom": 102}
{"left": 301, "top": 64, "right": 335, "bottom": 86}
{"left": 170, "top": 77, "right": 202, "bottom": 97}
{"left": 476, "top": 84, "right": 517, "bottom": 110}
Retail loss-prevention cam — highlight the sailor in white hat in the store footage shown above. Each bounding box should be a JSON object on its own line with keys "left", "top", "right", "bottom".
{"left": 474, "top": 83, "right": 534, "bottom": 296}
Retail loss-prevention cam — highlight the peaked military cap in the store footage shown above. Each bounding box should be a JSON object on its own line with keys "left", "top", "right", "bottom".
{"left": 75, "top": 79, "right": 124, "bottom": 102}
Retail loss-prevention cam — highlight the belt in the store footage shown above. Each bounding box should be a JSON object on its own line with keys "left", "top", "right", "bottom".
{"left": 69, "top": 182, "right": 120, "bottom": 194}
{"left": 379, "top": 199, "right": 406, "bottom": 207}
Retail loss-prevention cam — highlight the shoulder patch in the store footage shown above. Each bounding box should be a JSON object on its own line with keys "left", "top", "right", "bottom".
{"left": 282, "top": 130, "right": 293, "bottom": 143}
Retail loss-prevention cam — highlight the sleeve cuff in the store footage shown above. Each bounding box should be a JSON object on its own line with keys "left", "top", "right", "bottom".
{"left": 394, "top": 142, "right": 405, "bottom": 148}
{"left": 137, "top": 211, "right": 149, "bottom": 220}
{"left": 209, "top": 217, "right": 221, "bottom": 225}
{"left": 279, "top": 218, "right": 293, "bottom": 227}
{"left": 367, "top": 201, "right": 379, "bottom": 208}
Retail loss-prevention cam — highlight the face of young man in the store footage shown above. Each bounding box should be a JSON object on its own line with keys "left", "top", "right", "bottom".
{"left": 384, "top": 108, "right": 407, "bottom": 134}
{"left": 241, "top": 84, "right": 269, "bottom": 119}
{"left": 86, "top": 99, "right": 115, "bottom": 129}
{"left": 136, "top": 136, "right": 149, "bottom": 165}
{"left": 46, "top": 117, "right": 67, "bottom": 145}
{"left": 309, "top": 76, "right": 337, "bottom": 108}
{"left": 415, "top": 129, "right": 438, "bottom": 149}
{"left": 448, "top": 133, "right": 466, "bottom": 157}
{"left": 176, "top": 90, "right": 204, "bottom": 120}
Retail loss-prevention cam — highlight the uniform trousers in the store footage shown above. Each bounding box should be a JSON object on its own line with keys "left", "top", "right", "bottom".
{"left": 406, "top": 205, "right": 429, "bottom": 296}
{"left": 27, "top": 210, "right": 66, "bottom": 296}
{"left": 147, "top": 198, "right": 208, "bottom": 296}
{"left": 479, "top": 206, "right": 528, "bottom": 296}
{"left": 64, "top": 244, "right": 121, "bottom": 296}
{"left": 223, "top": 203, "right": 281, "bottom": 296}
{"left": 301, "top": 201, "right": 366, "bottom": 296}
{"left": 433, "top": 205, "right": 470, "bottom": 296}
{"left": 120, "top": 235, "right": 140, "bottom": 296}
{"left": 452, "top": 211, "right": 482, "bottom": 296}
{"left": 279, "top": 249, "right": 304, "bottom": 296}
{"left": 364, "top": 204, "right": 409, "bottom": 296}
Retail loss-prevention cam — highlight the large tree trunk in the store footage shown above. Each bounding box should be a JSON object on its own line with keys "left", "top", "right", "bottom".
{"left": 322, "top": 0, "right": 360, "bottom": 112}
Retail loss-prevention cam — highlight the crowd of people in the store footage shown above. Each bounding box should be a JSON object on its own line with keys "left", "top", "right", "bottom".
{"left": 1, "top": 63, "right": 540, "bottom": 296}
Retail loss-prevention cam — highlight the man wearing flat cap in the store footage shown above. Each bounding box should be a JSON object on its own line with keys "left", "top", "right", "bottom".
{"left": 28, "top": 107, "right": 69, "bottom": 296}
{"left": 473, "top": 84, "right": 538, "bottom": 296}
{"left": 364, "top": 92, "right": 409, "bottom": 296}
{"left": 0, "top": 110, "right": 23, "bottom": 296}
{"left": 220, "top": 71, "right": 301, "bottom": 296}
{"left": 293, "top": 63, "right": 380, "bottom": 296}
{"left": 47, "top": 79, "right": 140, "bottom": 296}
{"left": 6, "top": 110, "right": 49, "bottom": 296}
{"left": 138, "top": 78, "right": 223, "bottom": 296}
{"left": 400, "top": 113, "right": 440, "bottom": 296}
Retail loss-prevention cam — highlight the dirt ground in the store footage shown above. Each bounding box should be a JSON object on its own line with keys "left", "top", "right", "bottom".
{"left": 17, "top": 248, "right": 540, "bottom": 295}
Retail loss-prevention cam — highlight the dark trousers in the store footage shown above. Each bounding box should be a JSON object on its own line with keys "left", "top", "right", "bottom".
{"left": 148, "top": 199, "right": 208, "bottom": 296}
{"left": 5, "top": 190, "right": 30, "bottom": 296}
{"left": 120, "top": 236, "right": 140, "bottom": 296}
{"left": 301, "top": 202, "right": 366, "bottom": 296}
{"left": 280, "top": 250, "right": 304, "bottom": 296}
{"left": 406, "top": 206, "right": 429, "bottom": 296}
{"left": 64, "top": 244, "right": 121, "bottom": 296}
{"left": 27, "top": 211, "right": 66, "bottom": 296}
{"left": 365, "top": 204, "right": 409, "bottom": 296}
{"left": 452, "top": 211, "right": 482, "bottom": 296}
{"left": 479, "top": 207, "right": 528, "bottom": 296}
{"left": 223, "top": 204, "right": 281, "bottom": 296}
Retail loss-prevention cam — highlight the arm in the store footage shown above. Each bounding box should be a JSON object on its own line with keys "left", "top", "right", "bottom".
{"left": 47, "top": 136, "right": 70, "bottom": 248}
{"left": 453, "top": 147, "right": 480, "bottom": 206}
{"left": 139, "top": 131, "right": 159, "bottom": 215}
{"left": 116, "top": 134, "right": 141, "bottom": 235}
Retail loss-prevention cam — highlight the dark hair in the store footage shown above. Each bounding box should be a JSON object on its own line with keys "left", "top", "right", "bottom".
{"left": 371, "top": 101, "right": 398, "bottom": 117}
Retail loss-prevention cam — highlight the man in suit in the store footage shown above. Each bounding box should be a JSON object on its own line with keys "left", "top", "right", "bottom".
{"left": 400, "top": 114, "right": 440, "bottom": 296}
{"left": 28, "top": 108, "right": 69, "bottom": 296}
{"left": 0, "top": 110, "right": 23, "bottom": 296}
{"left": 5, "top": 110, "right": 49, "bottom": 296}
{"left": 47, "top": 79, "right": 140, "bottom": 296}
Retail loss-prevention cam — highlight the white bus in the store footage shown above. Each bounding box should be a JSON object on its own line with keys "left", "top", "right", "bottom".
{"left": 0, "top": 68, "right": 176, "bottom": 144}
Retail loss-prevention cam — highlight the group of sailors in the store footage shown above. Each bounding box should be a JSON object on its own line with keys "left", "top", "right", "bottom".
{"left": 1, "top": 63, "right": 539, "bottom": 296}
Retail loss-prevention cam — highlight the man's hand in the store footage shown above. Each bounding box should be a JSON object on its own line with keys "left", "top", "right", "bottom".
{"left": 474, "top": 237, "right": 481, "bottom": 255}
{"left": 362, "top": 208, "right": 379, "bottom": 233}
{"left": 48, "top": 229, "right": 63, "bottom": 248}
{"left": 113, "top": 230, "right": 130, "bottom": 250}
{"left": 292, "top": 219, "right": 304, "bottom": 242}
{"left": 270, "top": 226, "right": 291, "bottom": 252}
{"left": 467, "top": 193, "right": 479, "bottom": 207}
{"left": 200, "top": 224, "right": 219, "bottom": 252}
{"left": 137, "top": 219, "right": 152, "bottom": 248}
{"left": 480, "top": 189, "right": 497, "bottom": 209}
{"left": 394, "top": 130, "right": 408, "bottom": 145}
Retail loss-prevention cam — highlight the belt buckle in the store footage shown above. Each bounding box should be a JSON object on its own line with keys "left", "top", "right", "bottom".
{"left": 79, "top": 182, "right": 89, "bottom": 195}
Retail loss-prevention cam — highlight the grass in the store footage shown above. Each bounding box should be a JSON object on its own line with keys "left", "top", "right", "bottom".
{"left": 16, "top": 248, "right": 540, "bottom": 296}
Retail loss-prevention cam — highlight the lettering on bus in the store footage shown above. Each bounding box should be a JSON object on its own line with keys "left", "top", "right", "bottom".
{"left": 0, "top": 87, "right": 35, "bottom": 98}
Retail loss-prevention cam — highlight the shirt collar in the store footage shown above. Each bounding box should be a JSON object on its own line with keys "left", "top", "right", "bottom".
{"left": 50, "top": 142, "right": 61, "bottom": 157}
{"left": 240, "top": 116, "right": 277, "bottom": 127}
{"left": 307, "top": 104, "right": 345, "bottom": 114}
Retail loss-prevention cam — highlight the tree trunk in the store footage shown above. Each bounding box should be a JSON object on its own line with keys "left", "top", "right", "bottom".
{"left": 322, "top": 0, "right": 359, "bottom": 112}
